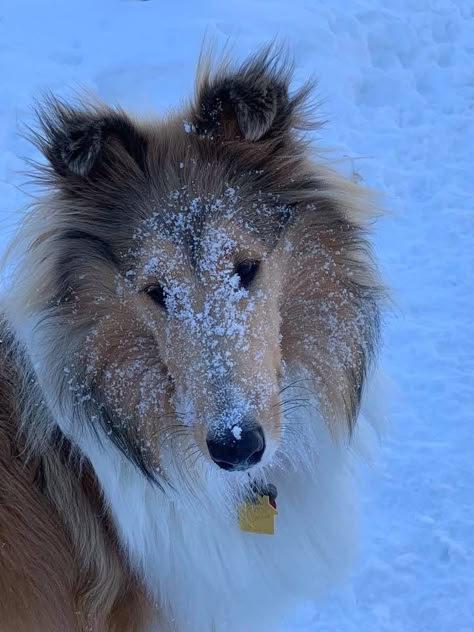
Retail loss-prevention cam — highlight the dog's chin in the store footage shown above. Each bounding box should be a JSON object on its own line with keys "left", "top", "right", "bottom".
{"left": 201, "top": 447, "right": 281, "bottom": 498}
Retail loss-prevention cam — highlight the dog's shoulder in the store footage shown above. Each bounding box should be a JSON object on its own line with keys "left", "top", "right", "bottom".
{"left": 0, "top": 315, "right": 76, "bottom": 629}
{"left": 0, "top": 315, "right": 152, "bottom": 631}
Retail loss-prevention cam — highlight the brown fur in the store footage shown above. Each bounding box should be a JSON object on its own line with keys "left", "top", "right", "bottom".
{"left": 0, "top": 320, "right": 152, "bottom": 631}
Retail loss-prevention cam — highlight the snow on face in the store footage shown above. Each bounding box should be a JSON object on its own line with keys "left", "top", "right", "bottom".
{"left": 66, "top": 180, "right": 374, "bottom": 475}
{"left": 129, "top": 188, "right": 282, "bottom": 439}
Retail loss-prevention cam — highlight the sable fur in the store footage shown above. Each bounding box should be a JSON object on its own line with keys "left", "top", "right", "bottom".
{"left": 0, "top": 46, "right": 384, "bottom": 631}
{"left": 0, "top": 319, "right": 151, "bottom": 631}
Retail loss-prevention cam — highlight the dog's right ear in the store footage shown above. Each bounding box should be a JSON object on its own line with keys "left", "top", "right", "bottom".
{"left": 35, "top": 98, "right": 148, "bottom": 178}
{"left": 192, "top": 47, "right": 312, "bottom": 143}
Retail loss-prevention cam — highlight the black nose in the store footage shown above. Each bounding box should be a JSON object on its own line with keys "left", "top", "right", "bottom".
{"left": 206, "top": 425, "right": 265, "bottom": 471}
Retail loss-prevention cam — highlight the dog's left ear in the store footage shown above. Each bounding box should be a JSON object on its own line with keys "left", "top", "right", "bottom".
{"left": 193, "top": 49, "right": 303, "bottom": 142}
{"left": 36, "top": 99, "right": 148, "bottom": 179}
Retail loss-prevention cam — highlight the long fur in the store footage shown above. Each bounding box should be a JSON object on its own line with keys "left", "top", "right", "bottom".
{"left": 0, "top": 46, "right": 384, "bottom": 631}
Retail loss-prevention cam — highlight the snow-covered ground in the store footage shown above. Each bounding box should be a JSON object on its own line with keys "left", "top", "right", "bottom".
{"left": 1, "top": 1, "right": 472, "bottom": 630}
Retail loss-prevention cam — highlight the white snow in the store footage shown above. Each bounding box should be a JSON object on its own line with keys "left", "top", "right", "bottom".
{"left": 0, "top": 1, "right": 473, "bottom": 630}
{"left": 231, "top": 425, "right": 243, "bottom": 441}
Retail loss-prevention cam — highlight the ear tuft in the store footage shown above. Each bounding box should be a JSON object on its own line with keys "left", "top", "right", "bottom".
{"left": 193, "top": 46, "right": 310, "bottom": 143}
{"left": 34, "top": 97, "right": 148, "bottom": 179}
{"left": 198, "top": 74, "right": 288, "bottom": 142}
{"left": 232, "top": 80, "right": 286, "bottom": 142}
{"left": 56, "top": 118, "right": 106, "bottom": 177}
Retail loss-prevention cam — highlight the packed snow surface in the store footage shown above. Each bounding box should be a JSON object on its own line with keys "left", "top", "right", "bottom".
{"left": 0, "top": 0, "right": 472, "bottom": 630}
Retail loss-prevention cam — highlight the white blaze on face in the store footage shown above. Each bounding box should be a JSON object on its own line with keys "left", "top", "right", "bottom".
{"left": 130, "top": 192, "right": 282, "bottom": 454}
{"left": 161, "top": 226, "right": 266, "bottom": 435}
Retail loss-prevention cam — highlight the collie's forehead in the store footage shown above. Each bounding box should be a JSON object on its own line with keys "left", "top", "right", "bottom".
{"left": 128, "top": 185, "right": 291, "bottom": 266}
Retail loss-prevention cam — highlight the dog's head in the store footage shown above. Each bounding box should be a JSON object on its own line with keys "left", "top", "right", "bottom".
{"left": 18, "top": 48, "right": 381, "bottom": 486}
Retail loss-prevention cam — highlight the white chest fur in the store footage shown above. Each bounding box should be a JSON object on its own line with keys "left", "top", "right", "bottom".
{"left": 80, "top": 400, "right": 375, "bottom": 632}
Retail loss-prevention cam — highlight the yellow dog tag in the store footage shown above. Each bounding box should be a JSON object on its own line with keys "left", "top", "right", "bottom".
{"left": 239, "top": 495, "right": 278, "bottom": 535}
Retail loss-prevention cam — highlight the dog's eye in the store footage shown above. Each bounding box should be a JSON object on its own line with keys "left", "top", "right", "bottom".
{"left": 235, "top": 261, "right": 260, "bottom": 289}
{"left": 144, "top": 284, "right": 167, "bottom": 309}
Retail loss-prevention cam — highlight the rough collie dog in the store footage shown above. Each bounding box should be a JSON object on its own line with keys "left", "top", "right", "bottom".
{"left": 0, "top": 48, "right": 383, "bottom": 631}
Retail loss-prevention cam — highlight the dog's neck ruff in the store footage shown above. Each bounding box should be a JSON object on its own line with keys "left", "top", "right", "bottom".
{"left": 14, "top": 322, "right": 374, "bottom": 631}
{"left": 72, "top": 382, "right": 371, "bottom": 632}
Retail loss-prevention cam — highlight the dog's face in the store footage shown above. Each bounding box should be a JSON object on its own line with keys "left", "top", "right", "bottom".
{"left": 70, "top": 193, "right": 289, "bottom": 480}
{"left": 25, "top": 50, "right": 381, "bottom": 486}
{"left": 129, "top": 208, "right": 285, "bottom": 473}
